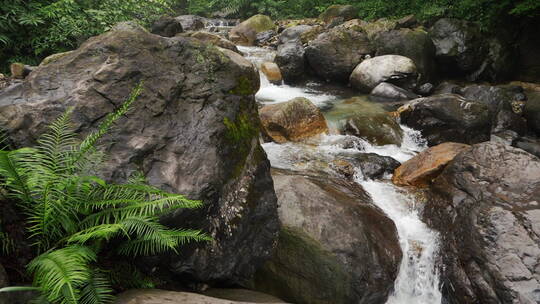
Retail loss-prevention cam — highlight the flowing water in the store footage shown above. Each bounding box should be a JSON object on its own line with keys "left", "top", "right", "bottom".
{"left": 238, "top": 44, "right": 443, "bottom": 304}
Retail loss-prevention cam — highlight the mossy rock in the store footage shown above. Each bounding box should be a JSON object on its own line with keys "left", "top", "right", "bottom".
{"left": 229, "top": 14, "right": 276, "bottom": 46}
{"left": 251, "top": 227, "right": 351, "bottom": 304}
{"left": 319, "top": 5, "right": 358, "bottom": 24}
{"left": 326, "top": 97, "right": 404, "bottom": 146}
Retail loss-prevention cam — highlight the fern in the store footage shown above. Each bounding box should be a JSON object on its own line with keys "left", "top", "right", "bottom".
{"left": 0, "top": 83, "right": 210, "bottom": 304}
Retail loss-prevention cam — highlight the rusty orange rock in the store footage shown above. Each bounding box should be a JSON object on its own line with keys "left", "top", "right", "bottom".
{"left": 393, "top": 142, "right": 471, "bottom": 187}
{"left": 261, "top": 62, "right": 283, "bottom": 85}
{"left": 259, "top": 97, "right": 328, "bottom": 143}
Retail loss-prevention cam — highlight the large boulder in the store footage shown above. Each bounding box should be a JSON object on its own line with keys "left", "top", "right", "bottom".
{"left": 460, "top": 84, "right": 527, "bottom": 136}
{"left": 398, "top": 94, "right": 491, "bottom": 146}
{"left": 259, "top": 97, "right": 328, "bottom": 143}
{"left": 429, "top": 18, "right": 485, "bottom": 77}
{"left": 229, "top": 15, "right": 276, "bottom": 46}
{"left": 252, "top": 170, "right": 402, "bottom": 304}
{"left": 424, "top": 142, "right": 540, "bottom": 303}
{"left": 392, "top": 142, "right": 470, "bottom": 187}
{"left": 350, "top": 55, "right": 418, "bottom": 93}
{"left": 331, "top": 97, "right": 404, "bottom": 146}
{"left": 116, "top": 289, "right": 285, "bottom": 304}
{"left": 278, "top": 25, "right": 313, "bottom": 44}
{"left": 275, "top": 42, "right": 305, "bottom": 84}
{"left": 175, "top": 15, "right": 206, "bottom": 31}
{"left": 373, "top": 28, "right": 437, "bottom": 83}
{"left": 305, "top": 27, "right": 372, "bottom": 82}
{"left": 0, "top": 23, "right": 279, "bottom": 285}
{"left": 150, "top": 16, "right": 184, "bottom": 37}
{"left": 318, "top": 5, "right": 358, "bottom": 24}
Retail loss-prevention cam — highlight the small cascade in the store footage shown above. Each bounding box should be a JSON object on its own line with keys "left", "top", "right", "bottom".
{"left": 203, "top": 18, "right": 238, "bottom": 37}
{"left": 239, "top": 44, "right": 443, "bottom": 304}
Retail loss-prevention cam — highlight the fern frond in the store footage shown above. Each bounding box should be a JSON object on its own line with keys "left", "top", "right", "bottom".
{"left": 80, "top": 269, "right": 114, "bottom": 304}
{"left": 116, "top": 217, "right": 210, "bottom": 256}
{"left": 0, "top": 149, "right": 32, "bottom": 204}
{"left": 66, "top": 224, "right": 127, "bottom": 244}
{"left": 28, "top": 245, "right": 96, "bottom": 303}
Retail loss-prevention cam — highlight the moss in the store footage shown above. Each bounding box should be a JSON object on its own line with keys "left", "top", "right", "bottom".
{"left": 251, "top": 227, "right": 351, "bottom": 304}
{"left": 244, "top": 14, "right": 276, "bottom": 33}
{"left": 224, "top": 113, "right": 259, "bottom": 178}
{"left": 229, "top": 76, "right": 255, "bottom": 96}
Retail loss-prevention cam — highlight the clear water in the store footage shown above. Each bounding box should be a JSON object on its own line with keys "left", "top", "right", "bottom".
{"left": 240, "top": 45, "right": 443, "bottom": 304}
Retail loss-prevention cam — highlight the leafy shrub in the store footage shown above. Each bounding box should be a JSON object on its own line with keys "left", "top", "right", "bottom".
{"left": 0, "top": 83, "right": 210, "bottom": 304}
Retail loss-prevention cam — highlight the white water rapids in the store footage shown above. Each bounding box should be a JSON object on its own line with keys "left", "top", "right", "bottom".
{"left": 239, "top": 45, "right": 443, "bottom": 303}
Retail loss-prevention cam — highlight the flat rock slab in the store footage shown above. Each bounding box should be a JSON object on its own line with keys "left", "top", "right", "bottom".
{"left": 116, "top": 290, "right": 286, "bottom": 304}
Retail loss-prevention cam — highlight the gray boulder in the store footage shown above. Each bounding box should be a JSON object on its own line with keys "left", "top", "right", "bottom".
{"left": 424, "top": 142, "right": 540, "bottom": 304}
{"left": 460, "top": 84, "right": 526, "bottom": 136}
{"left": 275, "top": 42, "right": 305, "bottom": 84}
{"left": 252, "top": 170, "right": 402, "bottom": 304}
{"left": 429, "top": 18, "right": 485, "bottom": 76}
{"left": 0, "top": 23, "right": 279, "bottom": 285}
{"left": 175, "top": 15, "right": 206, "bottom": 31}
{"left": 524, "top": 89, "right": 540, "bottom": 136}
{"left": 150, "top": 16, "right": 184, "bottom": 37}
{"left": 399, "top": 94, "right": 491, "bottom": 146}
{"left": 116, "top": 289, "right": 286, "bottom": 304}
{"left": 373, "top": 28, "right": 437, "bottom": 83}
{"left": 350, "top": 55, "right": 418, "bottom": 93}
{"left": 278, "top": 25, "right": 313, "bottom": 44}
{"left": 305, "top": 27, "right": 372, "bottom": 82}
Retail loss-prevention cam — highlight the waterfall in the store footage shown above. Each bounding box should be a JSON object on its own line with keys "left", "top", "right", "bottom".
{"left": 240, "top": 45, "right": 443, "bottom": 304}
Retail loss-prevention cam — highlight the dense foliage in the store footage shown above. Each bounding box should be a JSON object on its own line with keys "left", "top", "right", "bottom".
{"left": 0, "top": 83, "right": 209, "bottom": 304}
{"left": 187, "top": 0, "right": 539, "bottom": 26}
{"left": 0, "top": 0, "right": 175, "bottom": 72}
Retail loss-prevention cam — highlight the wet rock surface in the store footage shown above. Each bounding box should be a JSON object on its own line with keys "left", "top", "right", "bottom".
{"left": 259, "top": 97, "right": 328, "bottom": 143}
{"left": 398, "top": 94, "right": 491, "bottom": 146}
{"left": 175, "top": 15, "right": 206, "bottom": 31}
{"left": 252, "top": 169, "right": 402, "bottom": 304}
{"left": 337, "top": 97, "right": 404, "bottom": 146}
{"left": 278, "top": 25, "right": 312, "bottom": 44}
{"left": 393, "top": 142, "right": 470, "bottom": 187}
{"left": 0, "top": 23, "right": 278, "bottom": 285}
{"left": 424, "top": 142, "right": 540, "bottom": 304}
{"left": 370, "top": 82, "right": 419, "bottom": 101}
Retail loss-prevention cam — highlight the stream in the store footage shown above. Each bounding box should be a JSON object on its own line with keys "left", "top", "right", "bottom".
{"left": 239, "top": 45, "right": 443, "bottom": 304}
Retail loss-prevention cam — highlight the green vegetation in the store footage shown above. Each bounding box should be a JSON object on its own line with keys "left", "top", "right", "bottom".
{"left": 0, "top": 0, "right": 175, "bottom": 72}
{"left": 0, "top": 83, "right": 209, "bottom": 304}
{"left": 186, "top": 0, "right": 539, "bottom": 27}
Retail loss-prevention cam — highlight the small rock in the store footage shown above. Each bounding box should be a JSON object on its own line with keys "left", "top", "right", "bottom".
{"left": 416, "top": 83, "right": 434, "bottom": 96}
{"left": 260, "top": 62, "right": 283, "bottom": 85}
{"left": 370, "top": 82, "right": 419, "bottom": 101}
{"left": 229, "top": 15, "right": 276, "bottom": 46}
{"left": 278, "top": 25, "right": 312, "bottom": 44}
{"left": 393, "top": 142, "right": 471, "bottom": 187}
{"left": 10, "top": 63, "right": 29, "bottom": 79}
{"left": 255, "top": 30, "right": 276, "bottom": 46}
